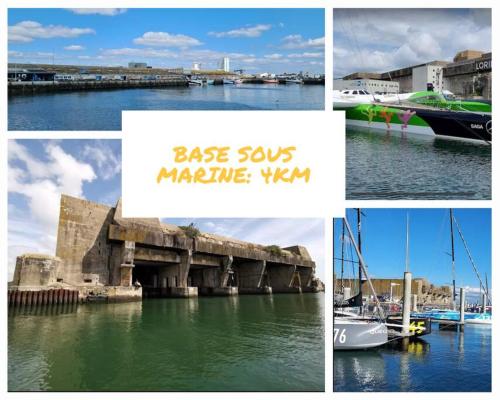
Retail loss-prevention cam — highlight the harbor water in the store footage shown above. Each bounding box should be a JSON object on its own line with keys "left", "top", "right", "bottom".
{"left": 8, "top": 84, "right": 324, "bottom": 131}
{"left": 346, "top": 127, "right": 491, "bottom": 200}
{"left": 9, "top": 293, "right": 324, "bottom": 392}
{"left": 334, "top": 323, "right": 491, "bottom": 392}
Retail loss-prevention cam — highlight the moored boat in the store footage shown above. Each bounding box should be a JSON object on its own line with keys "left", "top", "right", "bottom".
{"left": 334, "top": 318, "right": 388, "bottom": 350}
{"left": 336, "top": 102, "right": 492, "bottom": 142}
{"left": 334, "top": 89, "right": 492, "bottom": 142}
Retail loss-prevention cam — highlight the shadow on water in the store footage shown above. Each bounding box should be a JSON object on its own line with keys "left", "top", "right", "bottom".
{"left": 9, "top": 293, "right": 324, "bottom": 392}
{"left": 346, "top": 127, "right": 491, "bottom": 200}
{"left": 334, "top": 324, "right": 491, "bottom": 392}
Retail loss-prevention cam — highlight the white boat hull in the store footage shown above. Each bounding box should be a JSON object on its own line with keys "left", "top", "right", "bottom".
{"left": 334, "top": 319, "right": 388, "bottom": 350}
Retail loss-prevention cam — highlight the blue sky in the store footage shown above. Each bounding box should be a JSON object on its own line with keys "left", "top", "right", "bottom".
{"left": 9, "top": 8, "right": 325, "bottom": 74}
{"left": 8, "top": 139, "right": 122, "bottom": 279}
{"left": 334, "top": 209, "right": 491, "bottom": 294}
{"left": 333, "top": 8, "right": 491, "bottom": 77}
{"left": 8, "top": 140, "right": 324, "bottom": 281}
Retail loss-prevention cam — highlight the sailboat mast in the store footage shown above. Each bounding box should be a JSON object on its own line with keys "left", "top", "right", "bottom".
{"left": 357, "top": 209, "right": 363, "bottom": 312}
{"left": 343, "top": 217, "right": 385, "bottom": 321}
{"left": 357, "top": 208, "right": 362, "bottom": 280}
{"left": 450, "top": 209, "right": 457, "bottom": 308}
{"left": 341, "top": 220, "right": 345, "bottom": 292}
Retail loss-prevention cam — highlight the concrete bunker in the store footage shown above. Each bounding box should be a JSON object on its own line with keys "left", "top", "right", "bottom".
{"left": 11, "top": 195, "right": 321, "bottom": 302}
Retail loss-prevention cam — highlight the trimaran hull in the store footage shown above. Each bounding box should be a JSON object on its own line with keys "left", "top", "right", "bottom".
{"left": 336, "top": 103, "right": 492, "bottom": 142}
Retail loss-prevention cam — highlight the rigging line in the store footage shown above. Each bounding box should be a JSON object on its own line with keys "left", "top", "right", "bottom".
{"left": 333, "top": 257, "right": 358, "bottom": 264}
{"left": 348, "top": 11, "right": 366, "bottom": 73}
{"left": 337, "top": 13, "right": 364, "bottom": 77}
{"left": 452, "top": 214, "right": 490, "bottom": 303}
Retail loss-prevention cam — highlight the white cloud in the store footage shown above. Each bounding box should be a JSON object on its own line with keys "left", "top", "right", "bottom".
{"left": 101, "top": 47, "right": 178, "bottom": 58}
{"left": 133, "top": 32, "right": 202, "bottom": 48}
{"left": 67, "top": 8, "right": 127, "bottom": 16}
{"left": 264, "top": 53, "right": 283, "bottom": 60}
{"left": 81, "top": 141, "right": 121, "bottom": 180}
{"left": 8, "top": 141, "right": 97, "bottom": 279}
{"left": 209, "top": 24, "right": 272, "bottom": 38}
{"left": 9, "top": 20, "right": 95, "bottom": 43}
{"left": 64, "top": 45, "right": 84, "bottom": 51}
{"left": 333, "top": 9, "right": 492, "bottom": 77}
{"left": 282, "top": 34, "right": 325, "bottom": 49}
{"left": 288, "top": 52, "right": 324, "bottom": 59}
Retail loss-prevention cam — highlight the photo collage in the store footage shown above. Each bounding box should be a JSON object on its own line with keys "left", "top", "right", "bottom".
{"left": 1, "top": 1, "right": 495, "bottom": 398}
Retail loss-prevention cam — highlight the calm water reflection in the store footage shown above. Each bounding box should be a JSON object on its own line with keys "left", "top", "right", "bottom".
{"left": 8, "top": 84, "right": 324, "bottom": 130}
{"left": 346, "top": 127, "right": 491, "bottom": 200}
{"left": 9, "top": 294, "right": 324, "bottom": 391}
{"left": 334, "top": 324, "right": 491, "bottom": 392}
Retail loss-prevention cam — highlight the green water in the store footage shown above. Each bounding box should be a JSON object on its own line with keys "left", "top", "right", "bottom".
{"left": 9, "top": 293, "right": 324, "bottom": 392}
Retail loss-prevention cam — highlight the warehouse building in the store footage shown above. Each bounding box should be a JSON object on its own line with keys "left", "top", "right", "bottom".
{"left": 340, "top": 50, "right": 492, "bottom": 99}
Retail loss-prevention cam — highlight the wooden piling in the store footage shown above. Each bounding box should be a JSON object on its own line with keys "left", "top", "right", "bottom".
{"left": 26, "top": 291, "right": 33, "bottom": 307}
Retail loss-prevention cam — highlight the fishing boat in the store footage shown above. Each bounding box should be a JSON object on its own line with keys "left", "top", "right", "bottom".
{"left": 334, "top": 89, "right": 492, "bottom": 142}
{"left": 285, "top": 78, "right": 303, "bottom": 84}
{"left": 233, "top": 79, "right": 243, "bottom": 84}
{"left": 223, "top": 78, "right": 235, "bottom": 84}
{"left": 263, "top": 79, "right": 279, "bottom": 84}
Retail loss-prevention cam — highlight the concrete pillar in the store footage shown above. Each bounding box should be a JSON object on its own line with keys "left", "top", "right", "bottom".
{"left": 178, "top": 250, "right": 192, "bottom": 288}
{"left": 482, "top": 293, "right": 487, "bottom": 313}
{"left": 119, "top": 241, "right": 135, "bottom": 287}
{"left": 220, "top": 255, "right": 234, "bottom": 287}
{"left": 459, "top": 287, "right": 465, "bottom": 324}
{"left": 402, "top": 271, "right": 412, "bottom": 336}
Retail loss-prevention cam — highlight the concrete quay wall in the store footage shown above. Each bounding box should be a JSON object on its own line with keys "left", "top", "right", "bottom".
{"left": 8, "top": 78, "right": 189, "bottom": 95}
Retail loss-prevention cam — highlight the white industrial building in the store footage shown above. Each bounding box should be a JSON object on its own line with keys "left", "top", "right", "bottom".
{"left": 412, "top": 65, "right": 444, "bottom": 92}
{"left": 333, "top": 79, "right": 399, "bottom": 94}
